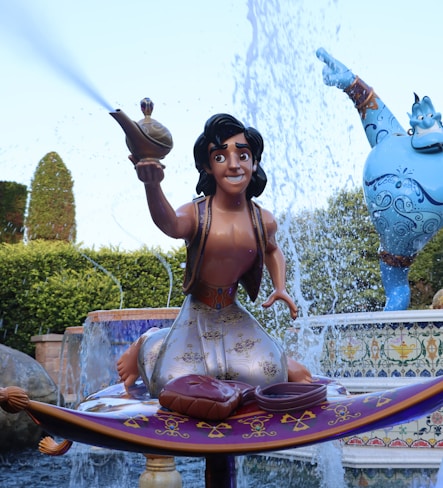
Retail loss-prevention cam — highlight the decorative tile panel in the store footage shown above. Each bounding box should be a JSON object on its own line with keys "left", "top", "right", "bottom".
{"left": 287, "top": 310, "right": 443, "bottom": 454}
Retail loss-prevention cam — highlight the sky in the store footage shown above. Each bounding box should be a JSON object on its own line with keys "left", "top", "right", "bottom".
{"left": 1, "top": 0, "right": 443, "bottom": 251}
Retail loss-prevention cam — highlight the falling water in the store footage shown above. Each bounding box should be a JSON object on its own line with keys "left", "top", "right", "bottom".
{"left": 80, "top": 252, "right": 124, "bottom": 309}
{"left": 233, "top": 1, "right": 349, "bottom": 486}
{"left": 233, "top": 0, "right": 362, "bottom": 313}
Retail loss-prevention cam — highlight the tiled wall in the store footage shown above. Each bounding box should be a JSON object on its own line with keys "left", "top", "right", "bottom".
{"left": 290, "top": 309, "right": 443, "bottom": 451}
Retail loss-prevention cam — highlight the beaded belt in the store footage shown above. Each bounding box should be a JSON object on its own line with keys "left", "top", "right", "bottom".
{"left": 192, "top": 281, "right": 238, "bottom": 310}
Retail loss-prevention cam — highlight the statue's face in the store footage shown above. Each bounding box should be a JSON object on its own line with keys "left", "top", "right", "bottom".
{"left": 409, "top": 95, "right": 443, "bottom": 152}
{"left": 206, "top": 133, "right": 255, "bottom": 197}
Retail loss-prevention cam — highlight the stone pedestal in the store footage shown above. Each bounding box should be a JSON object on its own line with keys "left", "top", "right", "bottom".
{"left": 31, "top": 334, "right": 65, "bottom": 392}
{"left": 139, "top": 455, "right": 182, "bottom": 488}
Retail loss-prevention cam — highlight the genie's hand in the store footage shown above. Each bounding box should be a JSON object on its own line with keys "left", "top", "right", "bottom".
{"left": 262, "top": 290, "right": 298, "bottom": 320}
{"left": 316, "top": 47, "right": 355, "bottom": 89}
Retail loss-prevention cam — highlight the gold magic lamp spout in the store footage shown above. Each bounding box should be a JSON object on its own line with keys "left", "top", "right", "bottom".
{"left": 110, "top": 98, "right": 173, "bottom": 161}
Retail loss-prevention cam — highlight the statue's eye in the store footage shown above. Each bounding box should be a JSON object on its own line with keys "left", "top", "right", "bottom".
{"left": 214, "top": 154, "right": 225, "bottom": 163}
{"left": 239, "top": 152, "right": 250, "bottom": 161}
{"left": 418, "top": 115, "right": 424, "bottom": 120}
{"left": 428, "top": 113, "right": 434, "bottom": 118}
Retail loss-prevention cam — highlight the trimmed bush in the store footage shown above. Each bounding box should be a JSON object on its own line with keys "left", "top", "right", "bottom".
{"left": 0, "top": 241, "right": 185, "bottom": 356}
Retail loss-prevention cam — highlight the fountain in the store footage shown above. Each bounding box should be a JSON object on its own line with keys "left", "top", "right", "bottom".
{"left": 2, "top": 2, "right": 443, "bottom": 487}
{"left": 3, "top": 92, "right": 443, "bottom": 486}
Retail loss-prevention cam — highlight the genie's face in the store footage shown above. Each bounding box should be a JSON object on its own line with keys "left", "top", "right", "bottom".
{"left": 409, "top": 95, "right": 443, "bottom": 152}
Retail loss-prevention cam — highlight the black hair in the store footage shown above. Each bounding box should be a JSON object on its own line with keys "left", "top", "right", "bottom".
{"left": 193, "top": 113, "right": 267, "bottom": 198}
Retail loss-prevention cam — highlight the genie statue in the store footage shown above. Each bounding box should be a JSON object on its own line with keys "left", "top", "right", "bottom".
{"left": 316, "top": 48, "right": 443, "bottom": 311}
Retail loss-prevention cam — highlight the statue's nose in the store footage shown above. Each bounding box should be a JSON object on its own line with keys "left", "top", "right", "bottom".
{"left": 423, "top": 115, "right": 436, "bottom": 128}
{"left": 228, "top": 155, "right": 241, "bottom": 169}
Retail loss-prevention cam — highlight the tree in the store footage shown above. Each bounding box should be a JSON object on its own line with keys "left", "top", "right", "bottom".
{"left": 26, "top": 152, "right": 76, "bottom": 242}
{"left": 285, "top": 187, "right": 383, "bottom": 316}
{"left": 275, "top": 186, "right": 443, "bottom": 314}
{"left": 0, "top": 181, "right": 27, "bottom": 243}
{"left": 409, "top": 228, "right": 443, "bottom": 308}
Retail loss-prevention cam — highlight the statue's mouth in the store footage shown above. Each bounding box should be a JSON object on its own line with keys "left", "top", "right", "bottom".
{"left": 411, "top": 122, "right": 443, "bottom": 153}
{"left": 411, "top": 140, "right": 443, "bottom": 153}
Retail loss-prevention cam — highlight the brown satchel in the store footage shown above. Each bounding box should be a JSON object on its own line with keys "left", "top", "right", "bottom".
{"left": 158, "top": 375, "right": 243, "bottom": 421}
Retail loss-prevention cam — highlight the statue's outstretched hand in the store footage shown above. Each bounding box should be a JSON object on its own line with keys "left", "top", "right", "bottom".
{"left": 262, "top": 290, "right": 298, "bottom": 320}
{"left": 316, "top": 47, "right": 355, "bottom": 89}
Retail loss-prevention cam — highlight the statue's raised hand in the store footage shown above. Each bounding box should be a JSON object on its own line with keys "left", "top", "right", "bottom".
{"left": 316, "top": 48, "right": 355, "bottom": 89}
{"left": 134, "top": 159, "right": 166, "bottom": 186}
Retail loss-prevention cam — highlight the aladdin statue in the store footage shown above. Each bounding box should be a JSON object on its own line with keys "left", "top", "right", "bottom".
{"left": 118, "top": 113, "right": 311, "bottom": 397}
{"left": 317, "top": 48, "right": 443, "bottom": 310}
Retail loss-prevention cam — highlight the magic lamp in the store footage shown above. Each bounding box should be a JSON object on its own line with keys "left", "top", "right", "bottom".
{"left": 110, "top": 97, "right": 173, "bottom": 162}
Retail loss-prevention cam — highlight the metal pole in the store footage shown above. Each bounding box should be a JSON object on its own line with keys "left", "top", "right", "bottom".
{"left": 205, "top": 455, "right": 236, "bottom": 488}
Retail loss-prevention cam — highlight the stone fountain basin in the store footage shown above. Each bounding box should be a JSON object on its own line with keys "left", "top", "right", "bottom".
{"left": 288, "top": 309, "right": 443, "bottom": 454}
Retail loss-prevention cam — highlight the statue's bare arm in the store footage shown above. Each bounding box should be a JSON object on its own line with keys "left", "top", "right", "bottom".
{"left": 261, "top": 209, "right": 298, "bottom": 319}
{"left": 135, "top": 160, "right": 195, "bottom": 241}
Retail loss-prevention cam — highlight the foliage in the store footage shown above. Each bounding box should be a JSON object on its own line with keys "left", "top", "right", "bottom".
{"left": 409, "top": 228, "right": 443, "bottom": 308}
{"left": 25, "top": 268, "right": 121, "bottom": 335}
{"left": 287, "top": 187, "right": 384, "bottom": 315}
{"left": 275, "top": 186, "right": 443, "bottom": 314}
{"left": 432, "top": 249, "right": 443, "bottom": 293}
{"left": 0, "top": 181, "right": 27, "bottom": 243}
{"left": 0, "top": 241, "right": 185, "bottom": 356}
{"left": 25, "top": 152, "right": 76, "bottom": 242}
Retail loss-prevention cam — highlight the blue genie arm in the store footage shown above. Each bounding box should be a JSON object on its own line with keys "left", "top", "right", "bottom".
{"left": 316, "top": 48, "right": 407, "bottom": 146}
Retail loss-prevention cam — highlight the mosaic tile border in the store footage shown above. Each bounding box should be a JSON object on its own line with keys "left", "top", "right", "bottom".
{"left": 292, "top": 310, "right": 443, "bottom": 379}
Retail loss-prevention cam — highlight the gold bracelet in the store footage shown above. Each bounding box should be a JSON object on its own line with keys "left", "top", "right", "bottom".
{"left": 344, "top": 76, "right": 379, "bottom": 119}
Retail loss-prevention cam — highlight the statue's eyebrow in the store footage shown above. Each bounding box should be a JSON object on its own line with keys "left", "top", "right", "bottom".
{"left": 235, "top": 143, "right": 251, "bottom": 150}
{"left": 209, "top": 144, "right": 228, "bottom": 155}
{"left": 209, "top": 142, "right": 251, "bottom": 156}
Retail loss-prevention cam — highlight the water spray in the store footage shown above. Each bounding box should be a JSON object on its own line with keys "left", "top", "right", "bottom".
{"left": 1, "top": 1, "right": 114, "bottom": 112}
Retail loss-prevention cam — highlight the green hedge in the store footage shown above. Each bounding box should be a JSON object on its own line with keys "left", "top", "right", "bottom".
{"left": 0, "top": 241, "right": 186, "bottom": 356}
